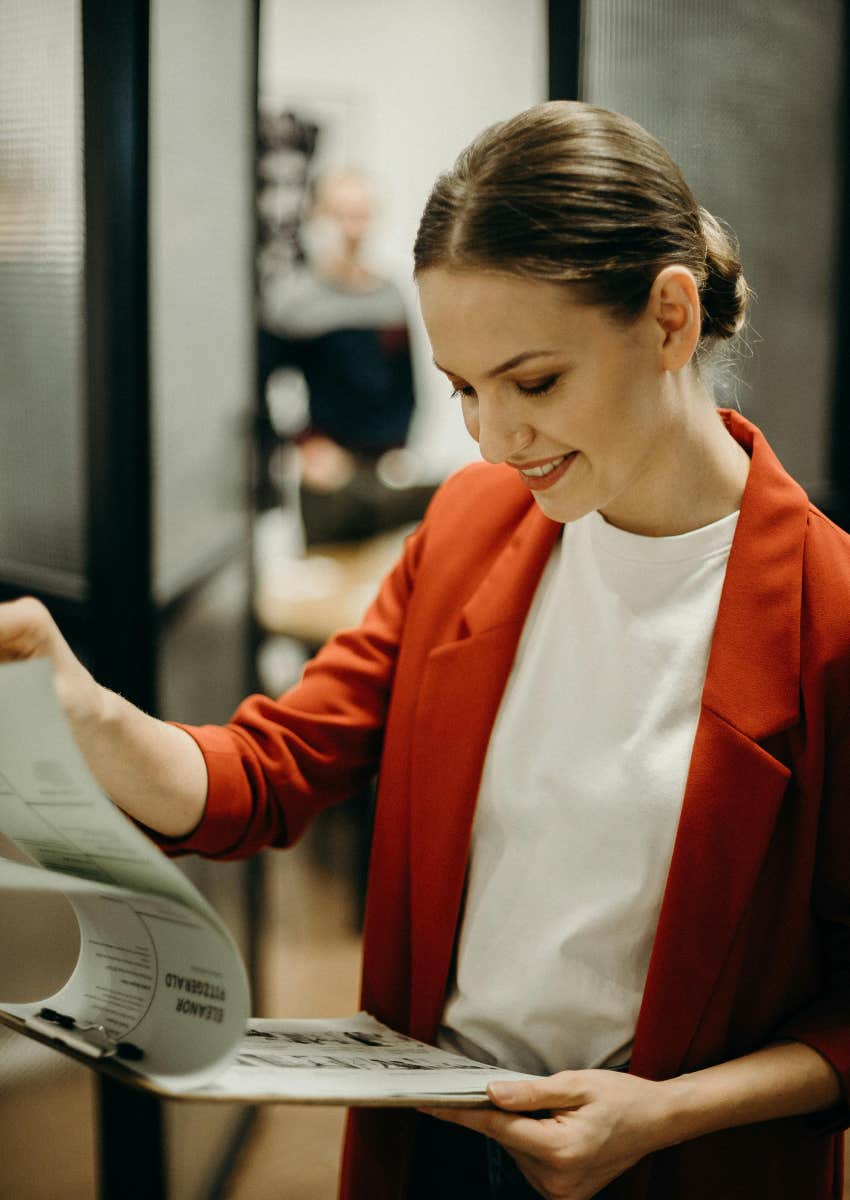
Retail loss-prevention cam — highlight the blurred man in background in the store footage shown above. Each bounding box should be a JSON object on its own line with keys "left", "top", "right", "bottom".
{"left": 260, "top": 167, "right": 435, "bottom": 545}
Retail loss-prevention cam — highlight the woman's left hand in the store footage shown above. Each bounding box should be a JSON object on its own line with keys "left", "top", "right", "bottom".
{"left": 419, "top": 1068, "right": 671, "bottom": 1200}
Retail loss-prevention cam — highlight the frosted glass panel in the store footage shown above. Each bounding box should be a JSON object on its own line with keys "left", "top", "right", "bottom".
{"left": 0, "top": 0, "right": 86, "bottom": 592}
{"left": 149, "top": 0, "right": 255, "bottom": 604}
{"left": 582, "top": 0, "right": 843, "bottom": 499}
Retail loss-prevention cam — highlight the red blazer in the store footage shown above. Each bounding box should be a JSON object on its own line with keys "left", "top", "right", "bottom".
{"left": 163, "top": 411, "right": 850, "bottom": 1200}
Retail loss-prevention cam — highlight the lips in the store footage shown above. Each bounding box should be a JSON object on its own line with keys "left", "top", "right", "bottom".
{"left": 515, "top": 451, "right": 578, "bottom": 492}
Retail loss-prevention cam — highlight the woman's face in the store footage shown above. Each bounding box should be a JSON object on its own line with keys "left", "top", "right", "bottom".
{"left": 418, "top": 268, "right": 679, "bottom": 531}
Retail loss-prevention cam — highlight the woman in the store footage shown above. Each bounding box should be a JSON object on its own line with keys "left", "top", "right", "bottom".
{"left": 2, "top": 103, "right": 849, "bottom": 1200}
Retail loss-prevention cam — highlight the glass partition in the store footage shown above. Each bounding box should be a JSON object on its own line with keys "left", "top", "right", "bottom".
{"left": 0, "top": 0, "right": 87, "bottom": 596}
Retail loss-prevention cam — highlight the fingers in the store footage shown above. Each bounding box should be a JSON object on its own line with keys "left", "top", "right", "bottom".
{"left": 488, "top": 1071, "right": 585, "bottom": 1112}
{"left": 417, "top": 1105, "right": 506, "bottom": 1137}
{"left": 419, "top": 1070, "right": 591, "bottom": 1156}
{"left": 421, "top": 1072, "right": 648, "bottom": 1200}
{"left": 418, "top": 1106, "right": 556, "bottom": 1156}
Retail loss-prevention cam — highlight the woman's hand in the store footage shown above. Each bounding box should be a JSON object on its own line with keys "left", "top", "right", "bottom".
{"left": 420, "top": 1069, "right": 671, "bottom": 1200}
{"left": 0, "top": 596, "right": 208, "bottom": 835}
{"left": 421, "top": 1038, "right": 843, "bottom": 1199}
{"left": 0, "top": 597, "right": 102, "bottom": 727}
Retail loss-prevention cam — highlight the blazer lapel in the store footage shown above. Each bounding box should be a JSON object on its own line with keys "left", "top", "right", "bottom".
{"left": 629, "top": 712, "right": 792, "bottom": 1080}
{"left": 408, "top": 501, "right": 560, "bottom": 1040}
{"left": 631, "top": 412, "right": 810, "bottom": 1080}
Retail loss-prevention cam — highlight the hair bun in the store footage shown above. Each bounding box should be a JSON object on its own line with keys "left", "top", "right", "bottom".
{"left": 699, "top": 207, "right": 750, "bottom": 340}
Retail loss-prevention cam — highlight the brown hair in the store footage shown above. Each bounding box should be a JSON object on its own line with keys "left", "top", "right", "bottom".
{"left": 413, "top": 101, "right": 749, "bottom": 346}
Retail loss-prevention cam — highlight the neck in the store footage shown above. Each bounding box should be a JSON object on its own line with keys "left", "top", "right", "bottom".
{"left": 600, "top": 378, "right": 751, "bottom": 537}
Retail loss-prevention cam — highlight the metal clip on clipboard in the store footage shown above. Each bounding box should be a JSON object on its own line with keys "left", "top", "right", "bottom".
{"left": 28, "top": 1008, "right": 144, "bottom": 1062}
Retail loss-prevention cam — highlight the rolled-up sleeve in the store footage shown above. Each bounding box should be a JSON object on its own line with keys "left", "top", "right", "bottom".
{"left": 144, "top": 521, "right": 425, "bottom": 861}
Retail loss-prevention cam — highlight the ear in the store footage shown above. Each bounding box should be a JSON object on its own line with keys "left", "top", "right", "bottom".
{"left": 647, "top": 265, "right": 701, "bottom": 371}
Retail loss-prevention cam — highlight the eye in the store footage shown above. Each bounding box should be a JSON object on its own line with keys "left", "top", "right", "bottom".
{"left": 450, "top": 385, "right": 476, "bottom": 400}
{"left": 516, "top": 375, "right": 559, "bottom": 398}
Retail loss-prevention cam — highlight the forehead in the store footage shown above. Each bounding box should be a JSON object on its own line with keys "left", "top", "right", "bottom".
{"left": 417, "top": 269, "right": 597, "bottom": 373}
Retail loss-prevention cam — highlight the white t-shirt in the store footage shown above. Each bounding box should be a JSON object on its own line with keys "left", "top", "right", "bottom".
{"left": 438, "top": 506, "right": 739, "bottom": 1075}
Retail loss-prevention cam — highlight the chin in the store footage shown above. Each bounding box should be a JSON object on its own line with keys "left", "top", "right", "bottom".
{"left": 531, "top": 492, "right": 587, "bottom": 525}
{"left": 528, "top": 480, "right": 588, "bottom": 523}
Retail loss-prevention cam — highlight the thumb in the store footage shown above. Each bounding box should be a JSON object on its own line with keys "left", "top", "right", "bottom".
{"left": 0, "top": 597, "right": 55, "bottom": 661}
{"left": 488, "top": 1071, "right": 585, "bottom": 1111}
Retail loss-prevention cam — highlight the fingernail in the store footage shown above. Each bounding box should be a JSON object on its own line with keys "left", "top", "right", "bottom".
{"left": 488, "top": 1083, "right": 517, "bottom": 1103}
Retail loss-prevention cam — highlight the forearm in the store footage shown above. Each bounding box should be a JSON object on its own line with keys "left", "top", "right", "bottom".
{"left": 655, "top": 1041, "right": 842, "bottom": 1151}
{"left": 72, "top": 683, "right": 208, "bottom": 838}
{"left": 0, "top": 597, "right": 208, "bottom": 837}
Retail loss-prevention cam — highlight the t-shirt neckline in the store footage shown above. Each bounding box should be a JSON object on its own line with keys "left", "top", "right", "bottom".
{"left": 581, "top": 507, "right": 740, "bottom": 564}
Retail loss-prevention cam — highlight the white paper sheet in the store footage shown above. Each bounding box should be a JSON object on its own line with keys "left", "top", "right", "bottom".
{"left": 185, "top": 1013, "right": 538, "bottom": 1104}
{"left": 0, "top": 660, "right": 220, "bottom": 920}
{"left": 0, "top": 660, "right": 249, "bottom": 1087}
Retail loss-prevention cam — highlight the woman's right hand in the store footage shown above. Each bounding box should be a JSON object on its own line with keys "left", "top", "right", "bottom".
{"left": 0, "top": 597, "right": 103, "bottom": 729}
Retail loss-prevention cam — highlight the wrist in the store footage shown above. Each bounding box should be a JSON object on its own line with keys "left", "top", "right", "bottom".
{"left": 61, "top": 670, "right": 114, "bottom": 735}
{"left": 641, "top": 1042, "right": 845, "bottom": 1153}
{"left": 643, "top": 1074, "right": 704, "bottom": 1153}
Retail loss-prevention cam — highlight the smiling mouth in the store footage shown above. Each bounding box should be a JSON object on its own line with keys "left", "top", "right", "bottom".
{"left": 514, "top": 451, "right": 578, "bottom": 492}
{"left": 518, "top": 455, "right": 568, "bottom": 478}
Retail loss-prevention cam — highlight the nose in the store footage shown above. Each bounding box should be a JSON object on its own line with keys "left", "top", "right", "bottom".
{"left": 474, "top": 394, "right": 534, "bottom": 465}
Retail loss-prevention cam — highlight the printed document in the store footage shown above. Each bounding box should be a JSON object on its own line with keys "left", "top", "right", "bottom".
{"left": 0, "top": 661, "right": 536, "bottom": 1104}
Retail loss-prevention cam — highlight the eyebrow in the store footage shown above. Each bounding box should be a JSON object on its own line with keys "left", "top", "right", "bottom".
{"left": 433, "top": 349, "right": 559, "bottom": 379}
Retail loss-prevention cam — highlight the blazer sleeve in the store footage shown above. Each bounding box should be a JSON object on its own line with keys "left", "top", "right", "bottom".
{"left": 146, "top": 519, "right": 426, "bottom": 861}
{"left": 774, "top": 707, "right": 850, "bottom": 1127}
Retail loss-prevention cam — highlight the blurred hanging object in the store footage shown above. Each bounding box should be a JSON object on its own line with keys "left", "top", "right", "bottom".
{"left": 254, "top": 109, "right": 321, "bottom": 513}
